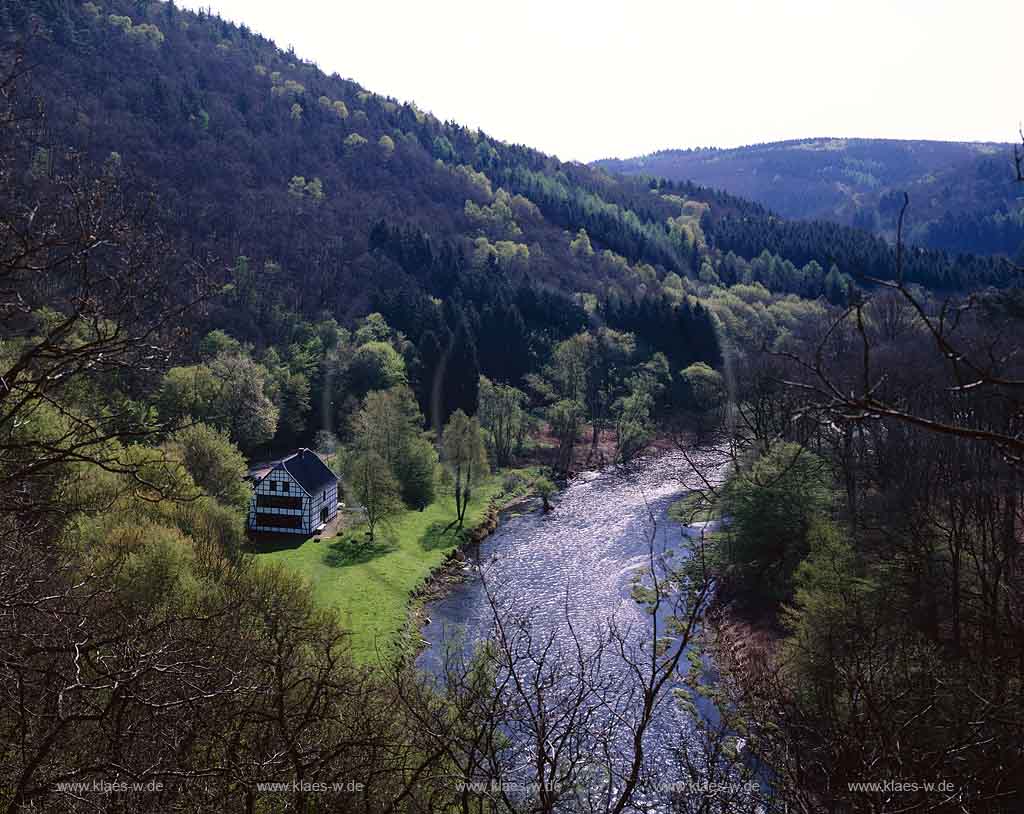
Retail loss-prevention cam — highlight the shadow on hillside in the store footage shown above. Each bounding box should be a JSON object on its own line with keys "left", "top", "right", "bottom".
{"left": 419, "top": 521, "right": 467, "bottom": 552}
{"left": 323, "top": 535, "right": 396, "bottom": 567}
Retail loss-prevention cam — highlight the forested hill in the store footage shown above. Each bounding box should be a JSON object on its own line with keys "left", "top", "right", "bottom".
{"left": 6, "top": 0, "right": 1014, "bottom": 367}
{"left": 596, "top": 138, "right": 1024, "bottom": 258}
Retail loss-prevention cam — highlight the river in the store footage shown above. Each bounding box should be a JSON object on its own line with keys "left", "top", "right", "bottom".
{"left": 417, "top": 447, "right": 729, "bottom": 802}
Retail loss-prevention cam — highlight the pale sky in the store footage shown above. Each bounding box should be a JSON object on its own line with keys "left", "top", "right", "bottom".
{"left": 177, "top": 0, "right": 1019, "bottom": 163}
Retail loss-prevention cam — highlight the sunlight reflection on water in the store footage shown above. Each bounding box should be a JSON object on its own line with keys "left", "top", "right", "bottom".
{"left": 417, "top": 448, "right": 727, "bottom": 792}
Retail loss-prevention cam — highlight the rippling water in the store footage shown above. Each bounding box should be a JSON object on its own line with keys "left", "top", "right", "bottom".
{"left": 417, "top": 447, "right": 727, "bottom": 793}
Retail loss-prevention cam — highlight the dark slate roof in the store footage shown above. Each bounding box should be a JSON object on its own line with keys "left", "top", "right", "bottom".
{"left": 278, "top": 449, "right": 337, "bottom": 496}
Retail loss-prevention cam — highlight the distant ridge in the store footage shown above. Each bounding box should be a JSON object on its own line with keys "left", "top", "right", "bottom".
{"left": 595, "top": 138, "right": 1024, "bottom": 257}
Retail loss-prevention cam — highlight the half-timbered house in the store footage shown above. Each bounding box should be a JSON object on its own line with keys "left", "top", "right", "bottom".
{"left": 248, "top": 449, "right": 339, "bottom": 535}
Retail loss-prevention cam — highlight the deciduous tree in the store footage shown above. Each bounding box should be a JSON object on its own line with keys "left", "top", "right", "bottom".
{"left": 478, "top": 376, "right": 526, "bottom": 468}
{"left": 346, "top": 450, "right": 400, "bottom": 541}
{"left": 441, "top": 409, "right": 487, "bottom": 530}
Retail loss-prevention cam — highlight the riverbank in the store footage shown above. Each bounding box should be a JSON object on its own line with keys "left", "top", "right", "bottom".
{"left": 513, "top": 425, "right": 685, "bottom": 477}
{"left": 668, "top": 486, "right": 784, "bottom": 676}
{"left": 414, "top": 447, "right": 723, "bottom": 777}
{"left": 397, "top": 485, "right": 543, "bottom": 663}
{"left": 251, "top": 435, "right": 691, "bottom": 667}
{"left": 404, "top": 441, "right": 692, "bottom": 664}
{"left": 669, "top": 489, "right": 720, "bottom": 525}
{"left": 251, "top": 468, "right": 538, "bottom": 664}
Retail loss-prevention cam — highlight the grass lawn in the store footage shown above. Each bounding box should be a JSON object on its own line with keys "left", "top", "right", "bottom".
{"left": 252, "top": 469, "right": 536, "bottom": 665}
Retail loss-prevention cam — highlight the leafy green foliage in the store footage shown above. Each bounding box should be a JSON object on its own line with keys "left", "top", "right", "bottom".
{"left": 345, "top": 450, "right": 400, "bottom": 540}
{"left": 569, "top": 227, "right": 594, "bottom": 257}
{"left": 158, "top": 351, "right": 279, "bottom": 454}
{"left": 782, "top": 519, "right": 877, "bottom": 672}
{"left": 348, "top": 385, "right": 436, "bottom": 512}
{"left": 396, "top": 436, "right": 438, "bottom": 511}
{"left": 478, "top": 376, "right": 527, "bottom": 468}
{"left": 612, "top": 377, "right": 654, "bottom": 463}
{"left": 349, "top": 341, "right": 407, "bottom": 395}
{"left": 165, "top": 423, "right": 250, "bottom": 513}
{"left": 535, "top": 476, "right": 556, "bottom": 512}
{"left": 441, "top": 409, "right": 488, "bottom": 528}
{"left": 720, "top": 443, "right": 833, "bottom": 604}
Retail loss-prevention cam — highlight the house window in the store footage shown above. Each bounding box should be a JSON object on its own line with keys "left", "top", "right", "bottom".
{"left": 256, "top": 495, "right": 302, "bottom": 510}
{"left": 271, "top": 481, "right": 278, "bottom": 492}
{"left": 282, "top": 482, "right": 290, "bottom": 493}
{"left": 322, "top": 490, "right": 326, "bottom": 500}
{"left": 254, "top": 513, "right": 302, "bottom": 529}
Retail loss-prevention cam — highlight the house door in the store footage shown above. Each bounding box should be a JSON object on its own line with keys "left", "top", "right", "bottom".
{"left": 320, "top": 507, "right": 328, "bottom": 523}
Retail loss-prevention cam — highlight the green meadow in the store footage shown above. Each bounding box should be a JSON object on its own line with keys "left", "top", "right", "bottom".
{"left": 252, "top": 469, "right": 536, "bottom": 664}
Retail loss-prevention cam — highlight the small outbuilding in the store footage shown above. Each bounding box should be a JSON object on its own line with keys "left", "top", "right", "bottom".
{"left": 248, "top": 448, "right": 339, "bottom": 535}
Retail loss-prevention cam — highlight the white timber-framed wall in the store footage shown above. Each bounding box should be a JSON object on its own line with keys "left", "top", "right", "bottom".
{"left": 306, "top": 479, "right": 338, "bottom": 530}
{"left": 247, "top": 453, "right": 339, "bottom": 535}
